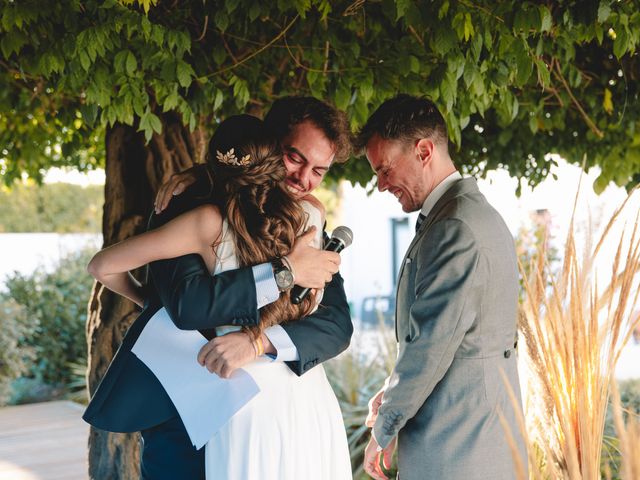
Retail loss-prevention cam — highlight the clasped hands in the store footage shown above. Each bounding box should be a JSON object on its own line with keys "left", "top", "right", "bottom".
{"left": 197, "top": 331, "right": 267, "bottom": 379}
{"left": 363, "top": 387, "right": 397, "bottom": 480}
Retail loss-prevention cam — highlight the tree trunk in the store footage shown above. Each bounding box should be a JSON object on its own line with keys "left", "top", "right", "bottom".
{"left": 86, "top": 114, "right": 205, "bottom": 479}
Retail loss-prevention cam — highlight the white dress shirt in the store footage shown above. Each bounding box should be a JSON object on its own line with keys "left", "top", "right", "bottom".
{"left": 252, "top": 263, "right": 299, "bottom": 361}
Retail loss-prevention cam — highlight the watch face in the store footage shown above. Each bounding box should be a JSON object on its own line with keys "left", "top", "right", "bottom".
{"left": 276, "top": 269, "right": 294, "bottom": 290}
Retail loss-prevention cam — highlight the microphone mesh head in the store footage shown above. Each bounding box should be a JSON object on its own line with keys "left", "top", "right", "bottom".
{"left": 331, "top": 226, "right": 353, "bottom": 248}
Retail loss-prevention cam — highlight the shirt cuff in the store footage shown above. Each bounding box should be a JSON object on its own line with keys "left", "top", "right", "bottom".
{"left": 252, "top": 263, "right": 280, "bottom": 309}
{"left": 263, "top": 325, "right": 299, "bottom": 361}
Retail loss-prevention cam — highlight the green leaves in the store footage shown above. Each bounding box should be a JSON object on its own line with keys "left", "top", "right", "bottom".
{"left": 335, "top": 82, "right": 352, "bottom": 111}
{"left": 440, "top": 71, "right": 457, "bottom": 112}
{"left": 113, "top": 50, "right": 130, "bottom": 74}
{"left": 598, "top": 2, "right": 612, "bottom": 23}
{"left": 117, "top": 0, "right": 158, "bottom": 15}
{"left": 215, "top": 10, "right": 229, "bottom": 32}
{"left": 1, "top": 0, "right": 639, "bottom": 191}
{"left": 539, "top": 6, "right": 552, "bottom": 32}
{"left": 126, "top": 51, "right": 138, "bottom": 76}
{"left": 0, "top": 29, "right": 28, "bottom": 58}
{"left": 452, "top": 12, "right": 474, "bottom": 42}
{"left": 162, "top": 89, "right": 180, "bottom": 112}
{"left": 534, "top": 58, "right": 550, "bottom": 87}
{"left": 515, "top": 47, "right": 533, "bottom": 86}
{"left": 229, "top": 75, "right": 249, "bottom": 109}
{"left": 613, "top": 27, "right": 630, "bottom": 59}
{"left": 395, "top": 0, "right": 410, "bottom": 21}
{"left": 176, "top": 60, "right": 194, "bottom": 88}
{"left": 139, "top": 109, "right": 162, "bottom": 141}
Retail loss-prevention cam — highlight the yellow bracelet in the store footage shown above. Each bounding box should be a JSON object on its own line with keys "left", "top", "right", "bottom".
{"left": 254, "top": 335, "right": 264, "bottom": 356}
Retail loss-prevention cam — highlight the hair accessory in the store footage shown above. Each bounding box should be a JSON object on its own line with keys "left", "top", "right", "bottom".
{"left": 216, "top": 148, "right": 251, "bottom": 167}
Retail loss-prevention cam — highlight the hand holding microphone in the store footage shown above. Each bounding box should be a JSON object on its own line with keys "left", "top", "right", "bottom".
{"left": 291, "top": 226, "right": 353, "bottom": 305}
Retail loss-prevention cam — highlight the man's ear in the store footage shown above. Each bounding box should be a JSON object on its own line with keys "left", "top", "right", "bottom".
{"left": 416, "top": 138, "right": 434, "bottom": 166}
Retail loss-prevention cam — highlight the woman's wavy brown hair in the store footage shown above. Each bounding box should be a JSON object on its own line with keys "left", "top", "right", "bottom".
{"left": 206, "top": 115, "right": 317, "bottom": 337}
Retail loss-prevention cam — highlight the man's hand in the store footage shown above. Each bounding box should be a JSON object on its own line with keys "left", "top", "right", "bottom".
{"left": 287, "top": 227, "right": 340, "bottom": 289}
{"left": 363, "top": 434, "right": 396, "bottom": 480}
{"left": 154, "top": 169, "right": 198, "bottom": 213}
{"left": 197, "top": 331, "right": 257, "bottom": 378}
{"left": 366, "top": 387, "right": 385, "bottom": 427}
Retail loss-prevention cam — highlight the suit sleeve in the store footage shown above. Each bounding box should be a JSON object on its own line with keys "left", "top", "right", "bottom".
{"left": 147, "top": 195, "right": 260, "bottom": 331}
{"left": 281, "top": 270, "right": 353, "bottom": 376}
{"left": 373, "top": 219, "right": 481, "bottom": 448}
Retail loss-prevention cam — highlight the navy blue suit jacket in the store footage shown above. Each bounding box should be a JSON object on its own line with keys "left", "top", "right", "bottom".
{"left": 83, "top": 192, "right": 352, "bottom": 433}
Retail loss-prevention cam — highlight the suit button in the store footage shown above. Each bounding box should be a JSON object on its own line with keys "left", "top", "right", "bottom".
{"left": 504, "top": 349, "right": 511, "bottom": 358}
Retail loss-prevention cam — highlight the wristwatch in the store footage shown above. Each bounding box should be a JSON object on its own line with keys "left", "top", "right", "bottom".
{"left": 271, "top": 258, "right": 294, "bottom": 292}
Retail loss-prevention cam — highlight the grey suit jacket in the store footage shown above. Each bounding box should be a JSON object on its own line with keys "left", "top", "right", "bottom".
{"left": 373, "top": 178, "right": 527, "bottom": 480}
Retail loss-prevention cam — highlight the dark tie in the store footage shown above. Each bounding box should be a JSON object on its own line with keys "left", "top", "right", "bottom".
{"left": 415, "top": 213, "right": 426, "bottom": 233}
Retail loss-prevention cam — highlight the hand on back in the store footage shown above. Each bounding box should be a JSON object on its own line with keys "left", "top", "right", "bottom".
{"left": 154, "top": 169, "right": 198, "bottom": 214}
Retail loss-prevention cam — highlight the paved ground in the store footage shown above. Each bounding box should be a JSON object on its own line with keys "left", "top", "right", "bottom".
{"left": 0, "top": 401, "right": 88, "bottom": 480}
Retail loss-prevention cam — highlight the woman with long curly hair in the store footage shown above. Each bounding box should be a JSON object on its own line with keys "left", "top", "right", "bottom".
{"left": 87, "top": 115, "right": 351, "bottom": 479}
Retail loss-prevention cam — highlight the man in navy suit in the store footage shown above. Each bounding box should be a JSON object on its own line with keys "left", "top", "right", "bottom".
{"left": 83, "top": 97, "right": 353, "bottom": 479}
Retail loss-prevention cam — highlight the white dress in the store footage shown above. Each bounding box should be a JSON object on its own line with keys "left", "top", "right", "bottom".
{"left": 205, "top": 201, "right": 352, "bottom": 480}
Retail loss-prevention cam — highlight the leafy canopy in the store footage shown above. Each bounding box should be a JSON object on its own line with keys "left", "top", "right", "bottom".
{"left": 1, "top": 0, "right": 639, "bottom": 192}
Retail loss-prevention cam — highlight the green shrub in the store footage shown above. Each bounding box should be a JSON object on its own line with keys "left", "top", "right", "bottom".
{"left": 8, "top": 377, "right": 65, "bottom": 405}
{"left": 0, "top": 299, "right": 33, "bottom": 405}
{"left": 325, "top": 320, "right": 398, "bottom": 479}
{"left": 1, "top": 247, "right": 94, "bottom": 386}
{"left": 602, "top": 379, "right": 640, "bottom": 479}
{"left": 0, "top": 182, "right": 103, "bottom": 233}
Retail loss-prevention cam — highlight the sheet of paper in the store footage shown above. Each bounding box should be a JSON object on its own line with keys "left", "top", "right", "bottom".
{"left": 132, "top": 308, "right": 260, "bottom": 449}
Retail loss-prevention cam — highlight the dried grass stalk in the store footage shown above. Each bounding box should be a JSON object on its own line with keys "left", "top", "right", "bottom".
{"left": 515, "top": 186, "right": 640, "bottom": 479}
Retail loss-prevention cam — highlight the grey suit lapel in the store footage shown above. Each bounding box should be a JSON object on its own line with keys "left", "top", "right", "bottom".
{"left": 400, "top": 178, "right": 478, "bottom": 268}
{"left": 393, "top": 177, "right": 480, "bottom": 338}
{"left": 421, "top": 177, "right": 478, "bottom": 231}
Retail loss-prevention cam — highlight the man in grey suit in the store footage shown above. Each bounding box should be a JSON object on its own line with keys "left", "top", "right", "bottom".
{"left": 358, "top": 95, "right": 527, "bottom": 480}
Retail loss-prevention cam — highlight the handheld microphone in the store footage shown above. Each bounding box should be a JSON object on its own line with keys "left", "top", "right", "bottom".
{"left": 291, "top": 226, "right": 353, "bottom": 305}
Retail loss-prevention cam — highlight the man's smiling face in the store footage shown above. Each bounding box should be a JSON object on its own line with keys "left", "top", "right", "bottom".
{"left": 280, "top": 120, "right": 335, "bottom": 199}
{"left": 366, "top": 134, "right": 429, "bottom": 213}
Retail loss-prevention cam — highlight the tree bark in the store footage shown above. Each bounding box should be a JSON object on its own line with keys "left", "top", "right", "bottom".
{"left": 86, "top": 114, "right": 205, "bottom": 479}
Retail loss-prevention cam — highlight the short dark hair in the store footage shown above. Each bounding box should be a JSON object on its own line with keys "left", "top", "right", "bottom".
{"left": 354, "top": 95, "right": 448, "bottom": 153}
{"left": 264, "top": 96, "right": 352, "bottom": 163}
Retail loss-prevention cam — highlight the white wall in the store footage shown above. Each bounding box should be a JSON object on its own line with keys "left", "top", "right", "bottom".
{"left": 337, "top": 182, "right": 417, "bottom": 324}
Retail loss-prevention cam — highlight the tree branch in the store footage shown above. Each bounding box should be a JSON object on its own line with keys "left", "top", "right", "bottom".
{"left": 553, "top": 63, "right": 604, "bottom": 138}
{"left": 196, "top": 15, "right": 208, "bottom": 42}
{"left": 408, "top": 26, "right": 424, "bottom": 47}
{"left": 220, "top": 33, "right": 240, "bottom": 64}
{"left": 283, "top": 35, "right": 331, "bottom": 73}
{"left": 343, "top": 0, "right": 366, "bottom": 16}
{"left": 323, "top": 40, "right": 330, "bottom": 75}
{"left": 459, "top": 0, "right": 505, "bottom": 23}
{"left": 207, "top": 15, "right": 300, "bottom": 77}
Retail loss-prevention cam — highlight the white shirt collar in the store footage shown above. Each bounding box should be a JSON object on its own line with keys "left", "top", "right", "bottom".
{"left": 419, "top": 171, "right": 462, "bottom": 218}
